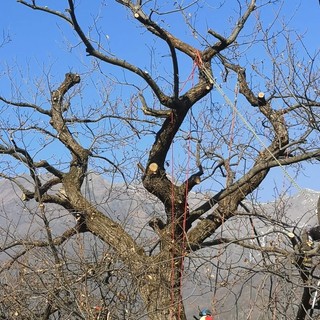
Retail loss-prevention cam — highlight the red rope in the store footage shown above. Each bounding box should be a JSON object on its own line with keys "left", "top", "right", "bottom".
{"left": 170, "top": 111, "right": 176, "bottom": 318}
{"left": 226, "top": 83, "right": 238, "bottom": 185}
{"left": 179, "top": 50, "right": 201, "bottom": 93}
{"left": 177, "top": 113, "right": 192, "bottom": 319}
{"left": 171, "top": 50, "right": 200, "bottom": 319}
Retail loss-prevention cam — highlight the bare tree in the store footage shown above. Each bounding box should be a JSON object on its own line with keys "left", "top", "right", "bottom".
{"left": 0, "top": 0, "right": 320, "bottom": 319}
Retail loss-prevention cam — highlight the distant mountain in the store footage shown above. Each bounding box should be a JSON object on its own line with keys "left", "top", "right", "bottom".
{"left": 0, "top": 175, "right": 319, "bottom": 319}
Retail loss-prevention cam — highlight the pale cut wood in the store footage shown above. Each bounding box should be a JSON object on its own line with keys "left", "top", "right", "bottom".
{"left": 148, "top": 162, "right": 158, "bottom": 174}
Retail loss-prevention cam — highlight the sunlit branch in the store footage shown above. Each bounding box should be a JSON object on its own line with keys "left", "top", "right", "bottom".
{"left": 116, "top": 0, "right": 196, "bottom": 58}
{"left": 0, "top": 95, "right": 51, "bottom": 116}
{"left": 139, "top": 93, "right": 171, "bottom": 118}
{"left": 204, "top": 0, "right": 256, "bottom": 59}
{"left": 17, "top": 0, "right": 72, "bottom": 25}
{"left": 67, "top": 0, "right": 173, "bottom": 108}
{"left": 190, "top": 232, "right": 289, "bottom": 256}
{"left": 0, "top": 226, "right": 82, "bottom": 274}
{"left": 0, "top": 152, "right": 63, "bottom": 182}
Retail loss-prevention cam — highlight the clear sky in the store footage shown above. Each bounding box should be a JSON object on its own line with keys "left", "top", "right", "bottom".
{"left": 1, "top": 1, "right": 319, "bottom": 79}
{"left": 0, "top": 0, "right": 319, "bottom": 201}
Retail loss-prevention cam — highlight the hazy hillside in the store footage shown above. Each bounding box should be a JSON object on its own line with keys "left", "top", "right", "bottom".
{"left": 0, "top": 175, "right": 319, "bottom": 319}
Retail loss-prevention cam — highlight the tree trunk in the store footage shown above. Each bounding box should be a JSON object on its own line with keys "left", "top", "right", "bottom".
{"left": 65, "top": 185, "right": 187, "bottom": 318}
{"left": 139, "top": 251, "right": 186, "bottom": 320}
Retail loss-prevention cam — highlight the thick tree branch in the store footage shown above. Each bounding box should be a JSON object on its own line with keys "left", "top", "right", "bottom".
{"left": 139, "top": 92, "right": 171, "bottom": 118}
{"left": 204, "top": 0, "right": 256, "bottom": 59}
{"left": 50, "top": 73, "right": 90, "bottom": 188}
{"left": 67, "top": 0, "right": 174, "bottom": 108}
{"left": 116, "top": 0, "right": 196, "bottom": 59}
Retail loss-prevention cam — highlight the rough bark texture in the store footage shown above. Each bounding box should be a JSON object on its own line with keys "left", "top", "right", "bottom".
{"left": 1, "top": 1, "right": 320, "bottom": 319}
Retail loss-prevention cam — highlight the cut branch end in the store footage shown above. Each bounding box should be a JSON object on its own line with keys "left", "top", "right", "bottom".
{"left": 147, "top": 162, "right": 158, "bottom": 175}
{"left": 258, "top": 92, "right": 266, "bottom": 106}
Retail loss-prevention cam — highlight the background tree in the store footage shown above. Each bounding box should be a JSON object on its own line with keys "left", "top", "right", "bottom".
{"left": 0, "top": 0, "right": 320, "bottom": 319}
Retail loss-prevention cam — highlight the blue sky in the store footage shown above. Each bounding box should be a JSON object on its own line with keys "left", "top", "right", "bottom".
{"left": 0, "top": 0, "right": 320, "bottom": 201}
{"left": 2, "top": 0, "right": 319, "bottom": 79}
